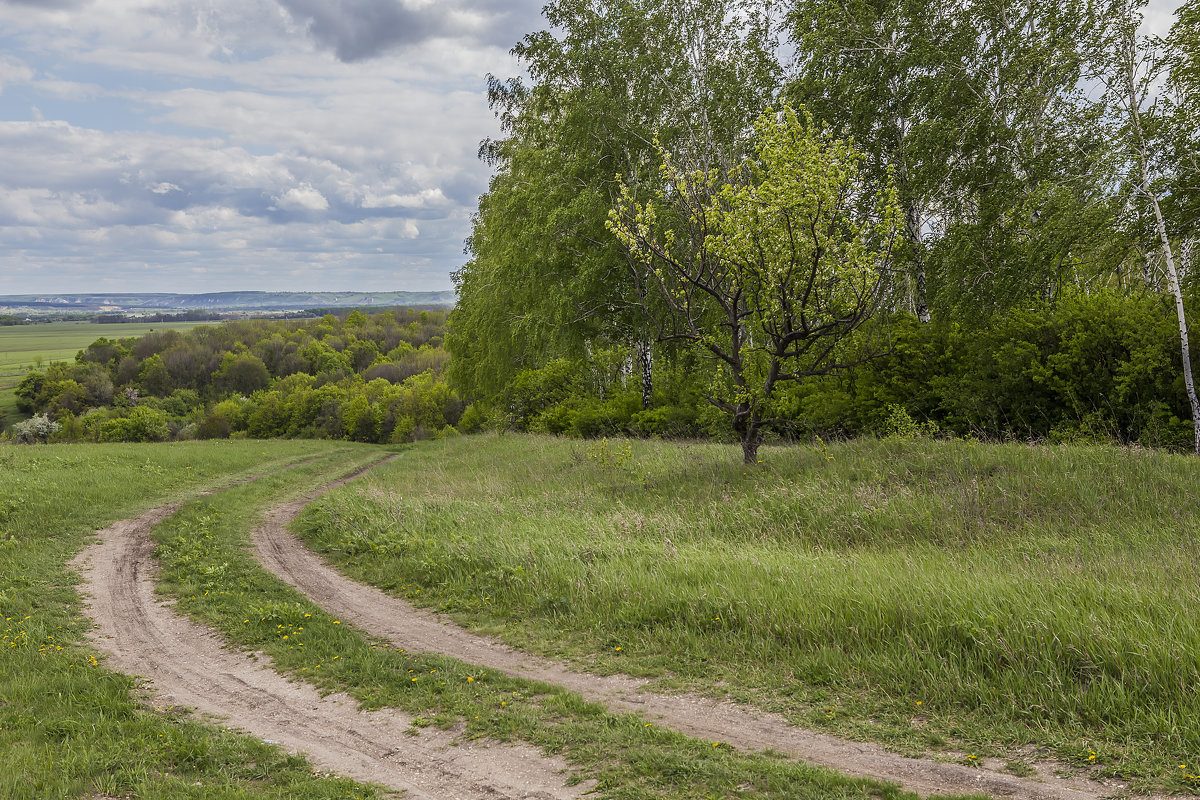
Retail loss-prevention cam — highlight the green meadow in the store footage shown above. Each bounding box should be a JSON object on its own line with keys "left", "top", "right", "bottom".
{"left": 0, "top": 320, "right": 210, "bottom": 430}
{"left": 296, "top": 433, "right": 1200, "bottom": 795}
{"left": 0, "top": 439, "right": 386, "bottom": 798}
{"left": 1, "top": 437, "right": 946, "bottom": 800}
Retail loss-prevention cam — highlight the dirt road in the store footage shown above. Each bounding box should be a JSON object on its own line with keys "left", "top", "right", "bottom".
{"left": 73, "top": 501, "right": 586, "bottom": 800}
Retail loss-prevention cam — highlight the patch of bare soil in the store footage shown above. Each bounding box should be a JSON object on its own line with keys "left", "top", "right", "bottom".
{"left": 72, "top": 502, "right": 586, "bottom": 800}
{"left": 255, "top": 487, "right": 1148, "bottom": 800}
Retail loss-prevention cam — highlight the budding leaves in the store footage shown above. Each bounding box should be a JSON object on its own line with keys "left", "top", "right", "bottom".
{"left": 609, "top": 105, "right": 902, "bottom": 461}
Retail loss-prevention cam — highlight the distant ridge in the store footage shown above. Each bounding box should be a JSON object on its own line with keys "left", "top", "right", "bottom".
{"left": 0, "top": 291, "right": 456, "bottom": 312}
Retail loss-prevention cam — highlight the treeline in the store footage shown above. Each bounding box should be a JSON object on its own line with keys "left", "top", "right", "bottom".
{"left": 94, "top": 311, "right": 225, "bottom": 323}
{"left": 448, "top": 0, "right": 1200, "bottom": 459}
{"left": 11, "top": 309, "right": 468, "bottom": 444}
{"left": 492, "top": 291, "right": 1199, "bottom": 449}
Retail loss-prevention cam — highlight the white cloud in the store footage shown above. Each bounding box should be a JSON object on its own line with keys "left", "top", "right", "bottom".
{"left": 275, "top": 184, "right": 330, "bottom": 211}
{"left": 361, "top": 187, "right": 448, "bottom": 208}
{"left": 0, "top": 55, "right": 34, "bottom": 93}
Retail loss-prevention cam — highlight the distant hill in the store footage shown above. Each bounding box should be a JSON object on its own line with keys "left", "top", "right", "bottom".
{"left": 0, "top": 291, "right": 456, "bottom": 313}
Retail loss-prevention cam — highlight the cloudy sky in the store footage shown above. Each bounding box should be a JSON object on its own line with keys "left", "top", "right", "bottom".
{"left": 0, "top": 0, "right": 1184, "bottom": 296}
{"left": 0, "top": 0, "right": 544, "bottom": 294}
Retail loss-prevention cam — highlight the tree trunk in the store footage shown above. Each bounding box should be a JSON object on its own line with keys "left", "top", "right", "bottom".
{"left": 638, "top": 340, "right": 653, "bottom": 410}
{"left": 736, "top": 409, "right": 762, "bottom": 464}
{"left": 740, "top": 431, "right": 760, "bottom": 464}
{"left": 904, "top": 202, "right": 931, "bottom": 323}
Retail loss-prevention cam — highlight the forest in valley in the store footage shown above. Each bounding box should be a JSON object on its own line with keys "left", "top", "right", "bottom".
{"left": 7, "top": 0, "right": 1200, "bottom": 461}
{"left": 10, "top": 310, "right": 465, "bottom": 445}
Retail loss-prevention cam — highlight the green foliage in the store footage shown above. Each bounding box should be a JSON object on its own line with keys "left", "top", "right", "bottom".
{"left": 477, "top": 290, "right": 1200, "bottom": 451}
{"left": 14, "top": 371, "right": 44, "bottom": 413}
{"left": 610, "top": 105, "right": 902, "bottom": 460}
{"left": 14, "top": 309, "right": 461, "bottom": 445}
{"left": 879, "top": 405, "right": 932, "bottom": 439}
{"left": 138, "top": 353, "right": 172, "bottom": 397}
{"left": 449, "top": 0, "right": 781, "bottom": 403}
{"left": 789, "top": 0, "right": 1120, "bottom": 318}
{"left": 96, "top": 405, "right": 170, "bottom": 443}
{"left": 216, "top": 352, "right": 270, "bottom": 395}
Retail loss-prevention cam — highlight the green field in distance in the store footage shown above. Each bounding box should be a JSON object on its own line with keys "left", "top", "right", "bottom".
{"left": 0, "top": 320, "right": 211, "bottom": 429}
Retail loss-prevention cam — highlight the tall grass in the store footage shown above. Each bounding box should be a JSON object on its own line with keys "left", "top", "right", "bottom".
{"left": 297, "top": 434, "right": 1200, "bottom": 793}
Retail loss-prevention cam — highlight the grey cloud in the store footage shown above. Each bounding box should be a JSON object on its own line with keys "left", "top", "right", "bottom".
{"left": 439, "top": 169, "right": 488, "bottom": 206}
{"left": 277, "top": 0, "right": 543, "bottom": 61}
{"left": 2, "top": 0, "right": 91, "bottom": 8}
{"left": 464, "top": 0, "right": 545, "bottom": 50}
{"left": 277, "top": 0, "right": 446, "bottom": 62}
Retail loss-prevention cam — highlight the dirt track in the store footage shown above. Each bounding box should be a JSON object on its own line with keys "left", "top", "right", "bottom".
{"left": 255, "top": 483, "right": 1143, "bottom": 800}
{"left": 72, "top": 496, "right": 585, "bottom": 799}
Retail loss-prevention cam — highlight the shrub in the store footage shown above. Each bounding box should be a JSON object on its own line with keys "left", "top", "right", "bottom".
{"left": 456, "top": 403, "right": 490, "bottom": 433}
{"left": 880, "top": 404, "right": 938, "bottom": 439}
{"left": 97, "top": 406, "right": 170, "bottom": 443}
{"left": 13, "top": 414, "right": 62, "bottom": 444}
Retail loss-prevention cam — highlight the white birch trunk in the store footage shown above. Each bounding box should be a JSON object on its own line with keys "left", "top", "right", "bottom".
{"left": 1126, "top": 42, "right": 1200, "bottom": 455}
{"left": 1144, "top": 185, "right": 1200, "bottom": 455}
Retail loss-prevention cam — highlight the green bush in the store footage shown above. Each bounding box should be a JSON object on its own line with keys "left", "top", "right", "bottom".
{"left": 97, "top": 406, "right": 170, "bottom": 443}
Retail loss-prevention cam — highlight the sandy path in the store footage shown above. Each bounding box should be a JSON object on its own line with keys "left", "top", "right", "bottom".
{"left": 73, "top": 495, "right": 586, "bottom": 799}
{"left": 255, "top": 492, "right": 1145, "bottom": 800}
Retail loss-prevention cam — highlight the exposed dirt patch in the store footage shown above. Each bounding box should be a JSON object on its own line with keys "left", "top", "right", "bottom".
{"left": 256, "top": 486, "right": 1149, "bottom": 800}
{"left": 72, "top": 494, "right": 586, "bottom": 799}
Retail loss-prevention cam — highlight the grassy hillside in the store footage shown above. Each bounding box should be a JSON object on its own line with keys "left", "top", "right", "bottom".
{"left": 0, "top": 320, "right": 210, "bottom": 430}
{"left": 1, "top": 437, "right": 936, "bottom": 800}
{"left": 297, "top": 434, "right": 1200, "bottom": 794}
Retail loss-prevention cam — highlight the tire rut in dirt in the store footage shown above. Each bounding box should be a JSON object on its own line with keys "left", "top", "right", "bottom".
{"left": 255, "top": 483, "right": 1143, "bottom": 800}
{"left": 73, "top": 498, "right": 585, "bottom": 800}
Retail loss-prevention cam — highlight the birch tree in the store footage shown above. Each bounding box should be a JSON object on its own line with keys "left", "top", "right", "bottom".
{"left": 1094, "top": 0, "right": 1200, "bottom": 454}
{"left": 449, "top": 0, "right": 780, "bottom": 408}
{"left": 787, "top": 0, "right": 973, "bottom": 322}
{"left": 788, "top": 0, "right": 1115, "bottom": 318}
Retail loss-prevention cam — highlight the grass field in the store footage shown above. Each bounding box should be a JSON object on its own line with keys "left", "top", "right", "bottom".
{"left": 296, "top": 433, "right": 1200, "bottom": 795}
{"left": 0, "top": 439, "right": 388, "bottom": 798}
{"left": 0, "top": 320, "right": 210, "bottom": 430}
{"left": 2, "top": 437, "right": 939, "bottom": 800}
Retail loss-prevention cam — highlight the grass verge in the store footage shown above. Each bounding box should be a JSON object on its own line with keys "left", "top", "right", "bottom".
{"left": 293, "top": 433, "right": 1200, "bottom": 795}
{"left": 0, "top": 439, "right": 389, "bottom": 799}
{"left": 152, "top": 446, "right": 951, "bottom": 800}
